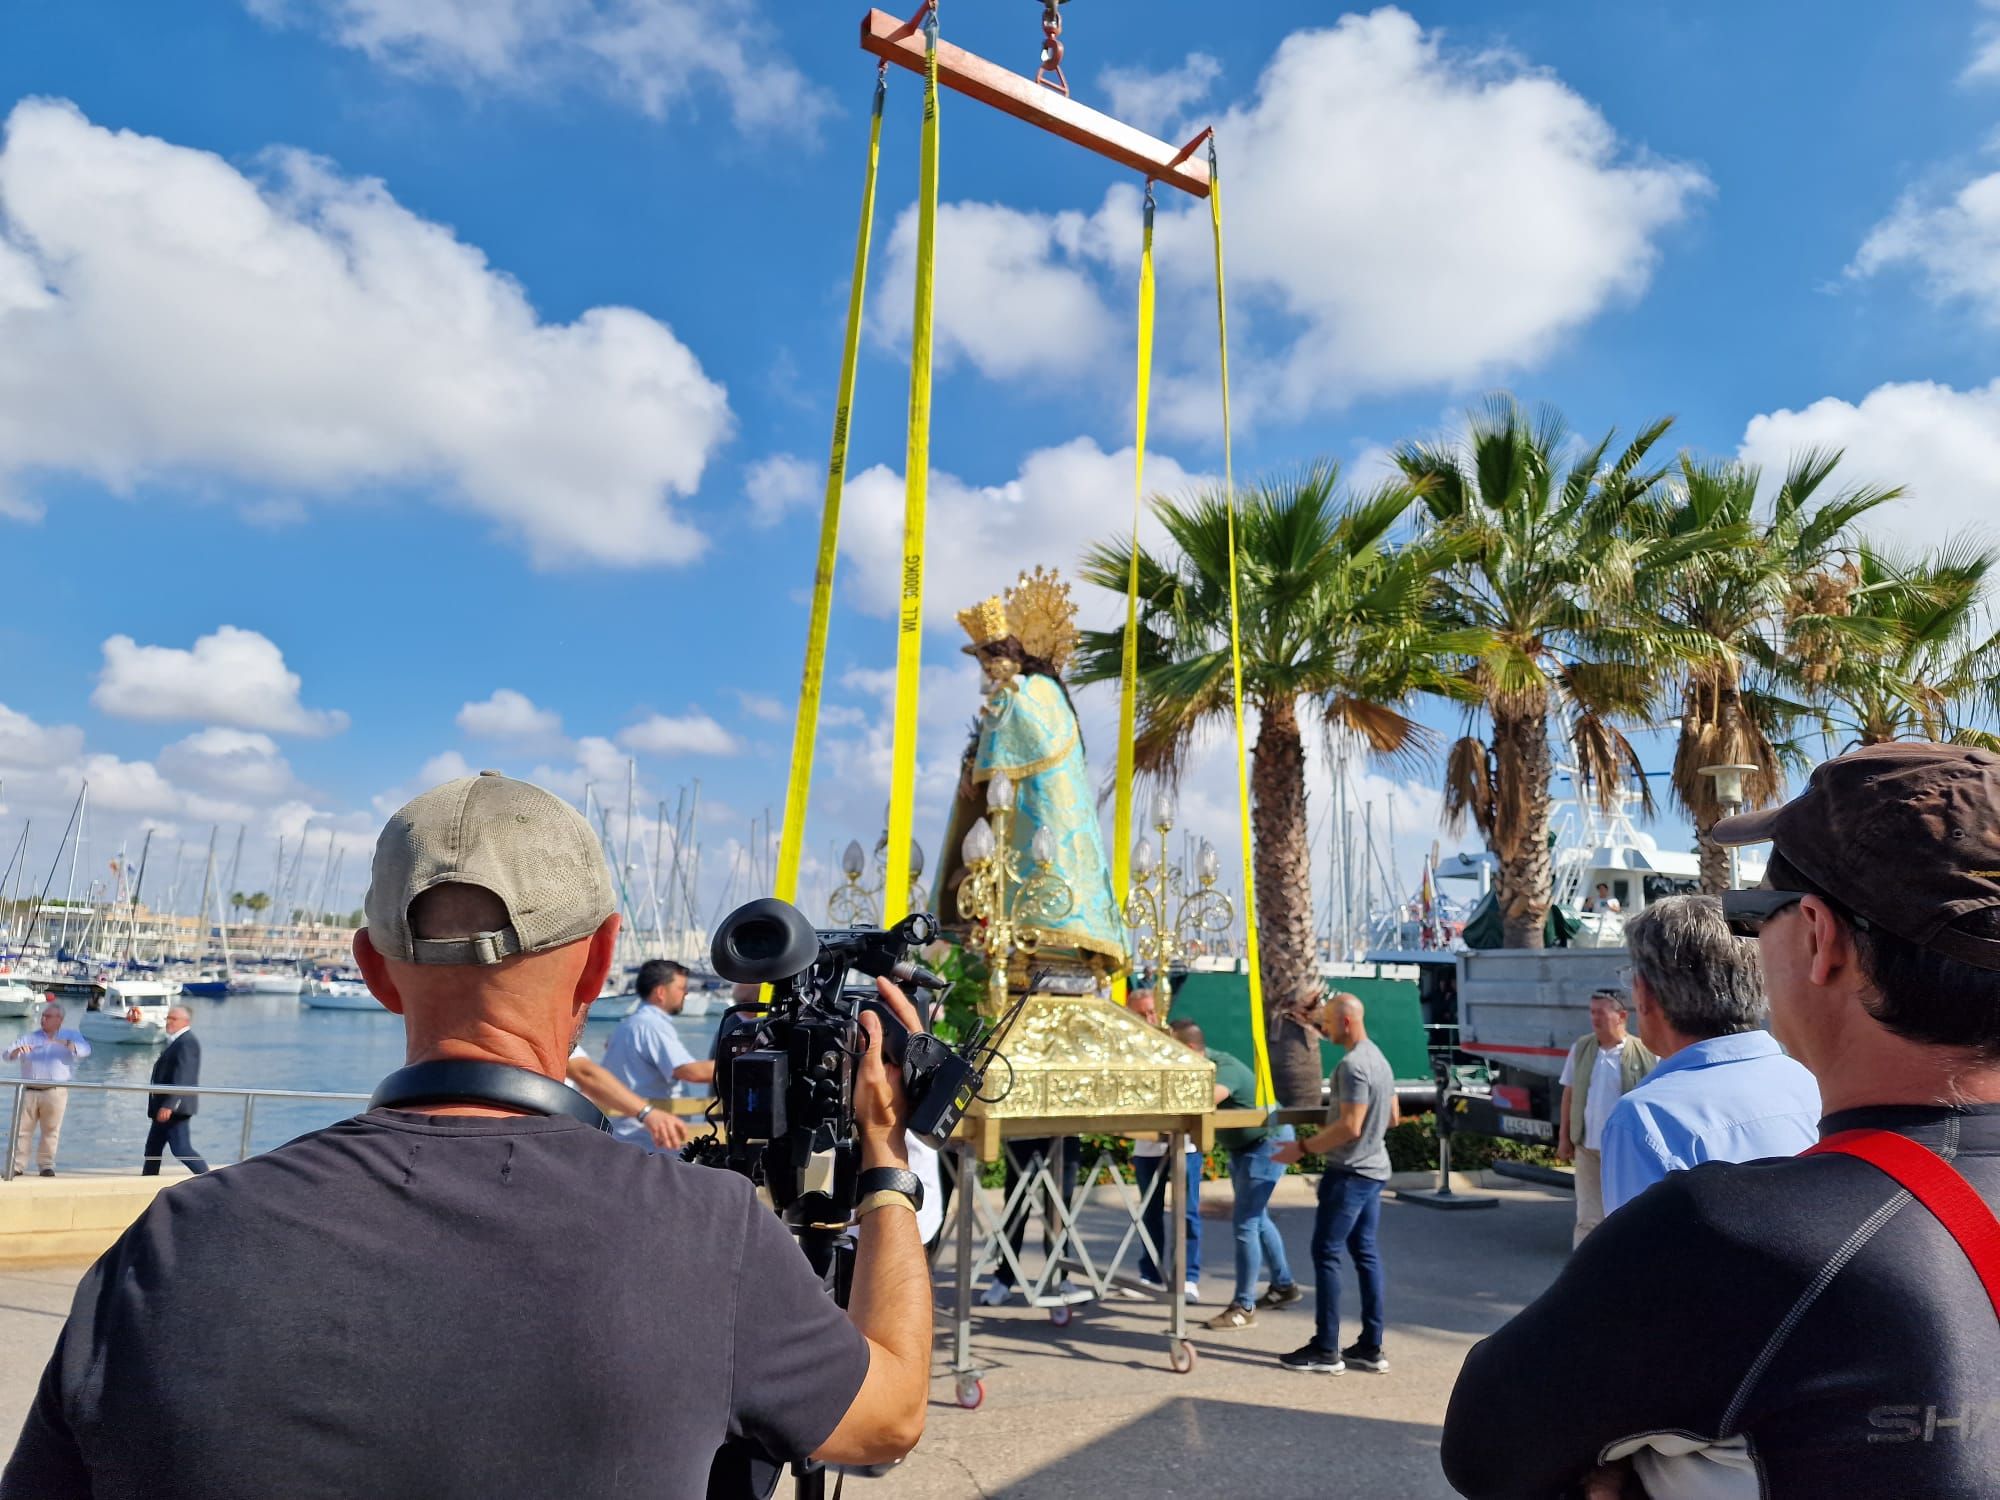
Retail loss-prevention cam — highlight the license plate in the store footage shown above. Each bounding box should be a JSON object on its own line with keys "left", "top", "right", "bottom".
{"left": 1498, "top": 1115, "right": 1554, "bottom": 1141}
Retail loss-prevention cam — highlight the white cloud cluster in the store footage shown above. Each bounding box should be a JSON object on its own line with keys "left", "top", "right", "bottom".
{"left": 877, "top": 9, "right": 1705, "bottom": 426}
{"left": 744, "top": 453, "right": 818, "bottom": 530}
{"left": 875, "top": 200, "right": 1122, "bottom": 383}
{"left": 1970, "top": 0, "right": 2000, "bottom": 81}
{"left": 618, "top": 711, "right": 740, "bottom": 757}
{"left": 93, "top": 627, "right": 347, "bottom": 737}
{"left": 838, "top": 436, "right": 1206, "bottom": 632}
{"left": 245, "top": 0, "right": 829, "bottom": 137}
{"left": 457, "top": 689, "right": 565, "bottom": 745}
{"left": 158, "top": 728, "right": 302, "bottom": 802}
{"left": 1099, "top": 53, "right": 1222, "bottom": 137}
{"left": 0, "top": 100, "right": 730, "bottom": 566}
{"left": 0, "top": 703, "right": 83, "bottom": 769}
{"left": 1739, "top": 381, "right": 2000, "bottom": 549}
{"left": 1852, "top": 170, "right": 2000, "bottom": 325}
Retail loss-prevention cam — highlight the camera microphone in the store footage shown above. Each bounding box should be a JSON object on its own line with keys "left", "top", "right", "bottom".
{"left": 888, "top": 959, "right": 951, "bottom": 992}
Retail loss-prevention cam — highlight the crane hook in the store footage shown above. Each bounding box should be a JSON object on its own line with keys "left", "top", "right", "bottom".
{"left": 1035, "top": 0, "right": 1069, "bottom": 97}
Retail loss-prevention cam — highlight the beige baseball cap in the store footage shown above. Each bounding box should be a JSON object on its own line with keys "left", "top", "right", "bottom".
{"left": 364, "top": 771, "right": 617, "bottom": 965}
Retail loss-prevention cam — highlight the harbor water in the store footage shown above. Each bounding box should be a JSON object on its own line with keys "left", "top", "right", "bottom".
{"left": 0, "top": 991, "right": 723, "bottom": 1175}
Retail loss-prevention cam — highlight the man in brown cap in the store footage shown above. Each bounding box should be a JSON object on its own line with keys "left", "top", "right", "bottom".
{"left": 1442, "top": 742, "right": 2000, "bottom": 1500}
{"left": 2, "top": 772, "right": 932, "bottom": 1498}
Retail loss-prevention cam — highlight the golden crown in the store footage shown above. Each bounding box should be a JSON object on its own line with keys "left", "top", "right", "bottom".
{"left": 1005, "top": 567, "right": 1077, "bottom": 673}
{"left": 957, "top": 596, "right": 1011, "bottom": 648}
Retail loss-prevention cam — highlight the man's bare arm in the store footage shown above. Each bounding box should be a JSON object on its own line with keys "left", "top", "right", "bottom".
{"left": 566, "top": 1055, "right": 686, "bottom": 1149}
{"left": 813, "top": 979, "right": 931, "bottom": 1467}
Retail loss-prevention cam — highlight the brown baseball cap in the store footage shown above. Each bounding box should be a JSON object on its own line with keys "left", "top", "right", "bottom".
{"left": 1711, "top": 742, "right": 2000, "bottom": 971}
{"left": 364, "top": 771, "right": 617, "bottom": 965}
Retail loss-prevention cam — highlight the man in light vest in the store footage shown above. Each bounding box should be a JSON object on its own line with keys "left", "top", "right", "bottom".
{"left": 1554, "top": 988, "right": 1655, "bottom": 1245}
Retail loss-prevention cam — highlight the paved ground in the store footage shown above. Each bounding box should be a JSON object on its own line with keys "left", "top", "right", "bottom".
{"left": 878, "top": 1175, "right": 1571, "bottom": 1499}
{"left": 0, "top": 1175, "right": 1572, "bottom": 1498}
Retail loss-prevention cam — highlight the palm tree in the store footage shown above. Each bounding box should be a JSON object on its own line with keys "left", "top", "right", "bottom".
{"left": 1634, "top": 452, "right": 1901, "bottom": 891}
{"left": 1396, "top": 397, "right": 1702, "bottom": 948}
{"left": 1076, "top": 462, "right": 1474, "bottom": 1106}
{"left": 1806, "top": 541, "right": 2000, "bottom": 751}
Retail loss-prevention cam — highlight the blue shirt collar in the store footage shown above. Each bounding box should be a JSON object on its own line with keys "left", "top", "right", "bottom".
{"left": 1650, "top": 1029, "right": 1785, "bottom": 1080}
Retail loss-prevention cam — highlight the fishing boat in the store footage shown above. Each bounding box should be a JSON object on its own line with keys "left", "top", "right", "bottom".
{"left": 80, "top": 980, "right": 178, "bottom": 1045}
{"left": 0, "top": 980, "right": 44, "bottom": 1020}
{"left": 300, "top": 977, "right": 384, "bottom": 1013}
{"left": 229, "top": 970, "right": 303, "bottom": 996}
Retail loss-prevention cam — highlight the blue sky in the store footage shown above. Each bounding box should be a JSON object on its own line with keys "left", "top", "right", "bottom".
{"left": 2, "top": 1, "right": 1997, "bottom": 927}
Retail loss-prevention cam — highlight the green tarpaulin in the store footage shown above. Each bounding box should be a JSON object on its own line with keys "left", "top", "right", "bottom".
{"left": 1165, "top": 968, "right": 1432, "bottom": 1084}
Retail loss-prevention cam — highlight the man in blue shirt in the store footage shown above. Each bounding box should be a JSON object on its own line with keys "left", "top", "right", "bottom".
{"left": 5, "top": 1003, "right": 90, "bottom": 1176}
{"left": 600, "top": 959, "right": 713, "bottom": 1149}
{"left": 1600, "top": 895, "right": 1820, "bottom": 1213}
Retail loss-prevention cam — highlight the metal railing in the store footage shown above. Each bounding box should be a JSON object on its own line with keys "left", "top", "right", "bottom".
{"left": 1, "top": 1078, "right": 371, "bottom": 1181}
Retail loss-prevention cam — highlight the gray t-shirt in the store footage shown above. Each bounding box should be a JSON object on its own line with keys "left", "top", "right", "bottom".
{"left": 1323, "top": 1038, "right": 1395, "bottom": 1181}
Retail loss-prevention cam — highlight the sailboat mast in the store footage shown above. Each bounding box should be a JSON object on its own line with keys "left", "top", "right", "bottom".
{"left": 123, "top": 829, "right": 154, "bottom": 967}
{"left": 57, "top": 782, "right": 86, "bottom": 956}
{"left": 195, "top": 827, "right": 217, "bottom": 966}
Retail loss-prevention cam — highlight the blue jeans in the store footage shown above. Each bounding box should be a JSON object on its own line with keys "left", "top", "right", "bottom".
{"left": 1228, "top": 1135, "right": 1295, "bottom": 1308}
{"left": 1310, "top": 1170, "right": 1385, "bottom": 1353}
{"left": 1132, "top": 1150, "right": 1201, "bottom": 1283}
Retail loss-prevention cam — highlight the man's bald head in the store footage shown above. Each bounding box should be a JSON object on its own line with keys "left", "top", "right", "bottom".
{"left": 1317, "top": 991, "right": 1366, "bottom": 1047}
{"left": 1170, "top": 1019, "right": 1205, "bottom": 1054}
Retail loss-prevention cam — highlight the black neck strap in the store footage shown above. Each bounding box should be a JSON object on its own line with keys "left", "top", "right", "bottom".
{"left": 370, "top": 1060, "right": 609, "bottom": 1132}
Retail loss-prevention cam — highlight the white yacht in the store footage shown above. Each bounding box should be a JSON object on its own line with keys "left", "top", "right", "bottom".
{"left": 80, "top": 980, "right": 179, "bottom": 1045}
{"left": 300, "top": 975, "right": 385, "bottom": 1012}
{"left": 0, "top": 979, "right": 44, "bottom": 1020}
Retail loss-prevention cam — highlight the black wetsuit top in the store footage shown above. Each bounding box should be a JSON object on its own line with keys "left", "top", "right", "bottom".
{"left": 1442, "top": 1104, "right": 2000, "bottom": 1499}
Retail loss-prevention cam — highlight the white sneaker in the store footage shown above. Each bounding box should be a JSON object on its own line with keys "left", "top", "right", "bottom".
{"left": 1183, "top": 1280, "right": 1201, "bottom": 1303}
{"left": 1055, "top": 1277, "right": 1097, "bottom": 1305}
{"left": 978, "top": 1279, "right": 1013, "bottom": 1308}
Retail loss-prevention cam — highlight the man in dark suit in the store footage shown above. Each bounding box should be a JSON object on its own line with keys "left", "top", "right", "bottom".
{"left": 142, "top": 1006, "right": 208, "bottom": 1176}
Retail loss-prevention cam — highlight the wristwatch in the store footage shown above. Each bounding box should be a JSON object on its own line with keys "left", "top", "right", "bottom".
{"left": 635, "top": 1104, "right": 655, "bottom": 1122}
{"left": 856, "top": 1165, "right": 924, "bottom": 1212}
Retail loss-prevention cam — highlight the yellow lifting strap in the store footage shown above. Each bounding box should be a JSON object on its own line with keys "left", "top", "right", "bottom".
{"left": 774, "top": 68, "right": 890, "bottom": 907}
{"left": 882, "top": 6, "right": 940, "bottom": 924}
{"left": 1209, "top": 139, "right": 1276, "bottom": 1108}
{"left": 1110, "top": 183, "right": 1156, "bottom": 1010}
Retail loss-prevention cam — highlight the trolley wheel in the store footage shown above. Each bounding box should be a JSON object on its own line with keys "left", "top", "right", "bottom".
{"left": 1169, "top": 1339, "right": 1197, "bottom": 1375}
{"left": 1048, "top": 1303, "right": 1074, "bottom": 1328}
{"left": 955, "top": 1376, "right": 985, "bottom": 1410}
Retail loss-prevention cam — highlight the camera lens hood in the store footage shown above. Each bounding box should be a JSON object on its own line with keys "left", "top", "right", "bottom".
{"left": 710, "top": 897, "right": 821, "bottom": 984}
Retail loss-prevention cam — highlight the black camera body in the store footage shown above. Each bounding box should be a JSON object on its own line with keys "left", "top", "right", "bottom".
{"left": 690, "top": 897, "right": 985, "bottom": 1224}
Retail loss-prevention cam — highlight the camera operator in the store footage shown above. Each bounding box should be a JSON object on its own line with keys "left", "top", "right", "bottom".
{"left": 1, "top": 772, "right": 931, "bottom": 1499}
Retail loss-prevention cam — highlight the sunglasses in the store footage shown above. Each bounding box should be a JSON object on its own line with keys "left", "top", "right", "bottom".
{"left": 1721, "top": 887, "right": 1872, "bottom": 939}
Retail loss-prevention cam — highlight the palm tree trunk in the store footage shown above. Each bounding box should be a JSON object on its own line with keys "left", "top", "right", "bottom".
{"left": 1249, "top": 695, "right": 1322, "bottom": 1107}
{"left": 1695, "top": 816, "right": 1731, "bottom": 894}
{"left": 1492, "top": 691, "right": 1554, "bottom": 949}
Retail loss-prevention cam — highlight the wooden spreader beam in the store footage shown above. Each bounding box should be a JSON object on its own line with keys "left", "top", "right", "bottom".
{"left": 860, "top": 8, "right": 1213, "bottom": 199}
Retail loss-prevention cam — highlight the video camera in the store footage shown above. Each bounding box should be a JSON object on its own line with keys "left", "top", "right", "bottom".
{"left": 686, "top": 896, "right": 992, "bottom": 1226}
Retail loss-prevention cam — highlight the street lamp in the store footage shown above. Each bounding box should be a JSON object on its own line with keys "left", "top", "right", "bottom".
{"left": 1122, "top": 794, "right": 1234, "bottom": 1012}
{"left": 956, "top": 773, "right": 1075, "bottom": 1014}
{"left": 828, "top": 833, "right": 926, "bottom": 926}
{"left": 1698, "top": 763, "right": 1760, "bottom": 892}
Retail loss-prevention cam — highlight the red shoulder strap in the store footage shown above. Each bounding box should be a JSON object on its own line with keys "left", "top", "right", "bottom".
{"left": 1804, "top": 1128, "right": 2000, "bottom": 1321}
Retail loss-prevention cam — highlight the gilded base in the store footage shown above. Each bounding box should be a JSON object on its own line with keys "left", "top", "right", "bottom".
{"left": 973, "top": 994, "right": 1216, "bottom": 1119}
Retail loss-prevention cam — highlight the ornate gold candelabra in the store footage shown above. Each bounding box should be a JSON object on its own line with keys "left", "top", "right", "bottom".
{"left": 828, "top": 833, "right": 926, "bottom": 927}
{"left": 955, "top": 773, "right": 1075, "bottom": 1014}
{"left": 1122, "top": 793, "right": 1234, "bottom": 1004}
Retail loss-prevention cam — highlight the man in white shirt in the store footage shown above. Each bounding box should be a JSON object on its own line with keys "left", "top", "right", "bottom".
{"left": 1554, "top": 989, "right": 1655, "bottom": 1246}
{"left": 600, "top": 960, "right": 714, "bottom": 1149}
{"left": 5, "top": 1003, "right": 90, "bottom": 1177}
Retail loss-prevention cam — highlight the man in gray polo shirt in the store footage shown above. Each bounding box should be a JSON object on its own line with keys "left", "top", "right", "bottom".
{"left": 1273, "top": 992, "right": 1397, "bottom": 1374}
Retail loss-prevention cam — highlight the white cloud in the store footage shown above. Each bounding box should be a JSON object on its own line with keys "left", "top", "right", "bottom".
{"left": 93, "top": 627, "right": 348, "bottom": 737}
{"left": 1851, "top": 170, "right": 2000, "bottom": 324}
{"left": 158, "top": 728, "right": 301, "bottom": 802}
{"left": 246, "top": 0, "right": 830, "bottom": 137}
{"left": 1099, "top": 53, "right": 1222, "bottom": 137}
{"left": 618, "top": 711, "right": 740, "bottom": 757}
{"left": 876, "top": 200, "right": 1121, "bottom": 383}
{"left": 839, "top": 436, "right": 1206, "bottom": 633}
{"left": 735, "top": 691, "right": 788, "bottom": 724}
{"left": 0, "top": 703, "right": 84, "bottom": 769}
{"left": 1969, "top": 0, "right": 2000, "bottom": 81}
{"left": 745, "top": 453, "right": 818, "bottom": 530}
{"left": 0, "top": 99, "right": 730, "bottom": 567}
{"left": 1738, "top": 381, "right": 2000, "bottom": 551}
{"left": 880, "top": 10, "right": 1704, "bottom": 426}
{"left": 456, "top": 688, "right": 565, "bottom": 745}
